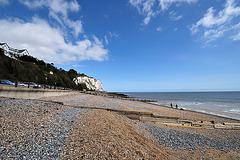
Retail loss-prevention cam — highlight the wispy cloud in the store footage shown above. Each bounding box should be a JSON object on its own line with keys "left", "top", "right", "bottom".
{"left": 19, "top": 0, "right": 80, "bottom": 13}
{"left": 129, "top": 0, "right": 197, "bottom": 25}
{"left": 159, "top": 0, "right": 198, "bottom": 11}
{"left": 19, "top": 0, "right": 83, "bottom": 37}
{"left": 104, "top": 32, "right": 119, "bottom": 45}
{"left": 18, "top": 0, "right": 46, "bottom": 8}
{"left": 169, "top": 11, "right": 183, "bottom": 21}
{"left": 0, "top": 17, "right": 108, "bottom": 63}
{"left": 190, "top": 0, "right": 240, "bottom": 44}
{"left": 72, "top": 64, "right": 86, "bottom": 68}
{"left": 108, "top": 32, "right": 120, "bottom": 38}
{"left": 156, "top": 26, "right": 162, "bottom": 31}
{"left": 0, "top": 0, "right": 9, "bottom": 6}
{"left": 232, "top": 32, "right": 240, "bottom": 40}
{"left": 129, "top": 0, "right": 157, "bottom": 25}
{"left": 104, "top": 35, "right": 109, "bottom": 45}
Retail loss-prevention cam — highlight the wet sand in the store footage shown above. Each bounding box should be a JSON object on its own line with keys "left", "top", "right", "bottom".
{"left": 1, "top": 92, "right": 240, "bottom": 159}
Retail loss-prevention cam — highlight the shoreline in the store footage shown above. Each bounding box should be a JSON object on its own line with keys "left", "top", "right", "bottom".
{"left": 80, "top": 91, "right": 240, "bottom": 123}
{"left": 147, "top": 102, "right": 240, "bottom": 122}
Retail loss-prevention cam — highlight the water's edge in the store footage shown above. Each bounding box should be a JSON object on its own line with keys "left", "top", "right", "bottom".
{"left": 119, "top": 92, "right": 240, "bottom": 121}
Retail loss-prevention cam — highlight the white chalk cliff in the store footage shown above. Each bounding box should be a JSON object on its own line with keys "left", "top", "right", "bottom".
{"left": 73, "top": 76, "right": 103, "bottom": 91}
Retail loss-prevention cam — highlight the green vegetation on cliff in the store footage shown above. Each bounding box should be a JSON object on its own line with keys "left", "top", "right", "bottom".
{"left": 0, "top": 48, "right": 87, "bottom": 90}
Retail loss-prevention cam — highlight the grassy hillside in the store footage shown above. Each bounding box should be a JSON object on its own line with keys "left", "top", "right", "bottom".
{"left": 0, "top": 48, "right": 88, "bottom": 90}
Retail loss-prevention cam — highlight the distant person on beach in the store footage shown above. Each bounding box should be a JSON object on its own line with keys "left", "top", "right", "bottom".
{"left": 170, "top": 103, "right": 173, "bottom": 107}
{"left": 176, "top": 104, "right": 178, "bottom": 109}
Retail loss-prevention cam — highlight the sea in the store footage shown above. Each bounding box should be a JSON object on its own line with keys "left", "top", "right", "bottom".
{"left": 120, "top": 92, "right": 240, "bottom": 121}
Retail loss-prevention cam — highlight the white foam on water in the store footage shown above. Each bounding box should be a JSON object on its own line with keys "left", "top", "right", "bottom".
{"left": 226, "top": 109, "right": 240, "bottom": 114}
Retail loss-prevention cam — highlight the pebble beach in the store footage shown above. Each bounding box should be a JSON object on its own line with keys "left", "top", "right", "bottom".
{"left": 1, "top": 93, "right": 240, "bottom": 159}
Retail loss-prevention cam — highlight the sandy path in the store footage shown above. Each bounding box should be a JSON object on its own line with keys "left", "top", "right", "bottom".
{"left": 61, "top": 109, "right": 174, "bottom": 159}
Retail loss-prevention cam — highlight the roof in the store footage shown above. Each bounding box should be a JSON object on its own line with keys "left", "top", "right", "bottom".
{"left": 19, "top": 49, "right": 27, "bottom": 52}
{"left": 0, "top": 43, "right": 29, "bottom": 55}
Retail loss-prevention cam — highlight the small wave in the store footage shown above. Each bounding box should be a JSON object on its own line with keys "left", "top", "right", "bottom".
{"left": 227, "top": 109, "right": 240, "bottom": 113}
{"left": 195, "top": 110, "right": 207, "bottom": 113}
{"left": 181, "top": 108, "right": 192, "bottom": 111}
{"left": 149, "top": 102, "right": 161, "bottom": 105}
{"left": 194, "top": 102, "right": 203, "bottom": 105}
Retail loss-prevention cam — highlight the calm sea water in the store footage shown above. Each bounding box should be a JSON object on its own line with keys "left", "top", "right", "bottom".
{"left": 120, "top": 92, "right": 240, "bottom": 120}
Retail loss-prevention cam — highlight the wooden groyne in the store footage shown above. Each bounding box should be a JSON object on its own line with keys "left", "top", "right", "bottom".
{"left": 44, "top": 100, "right": 240, "bottom": 130}
{"left": 80, "top": 91, "right": 157, "bottom": 103}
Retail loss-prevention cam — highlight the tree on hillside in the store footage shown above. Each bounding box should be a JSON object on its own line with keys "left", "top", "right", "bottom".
{"left": 18, "top": 55, "right": 38, "bottom": 63}
{"left": 68, "top": 69, "right": 78, "bottom": 80}
{"left": 0, "top": 48, "right": 4, "bottom": 55}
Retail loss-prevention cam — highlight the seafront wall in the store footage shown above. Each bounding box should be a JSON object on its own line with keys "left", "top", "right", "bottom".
{"left": 0, "top": 85, "right": 76, "bottom": 99}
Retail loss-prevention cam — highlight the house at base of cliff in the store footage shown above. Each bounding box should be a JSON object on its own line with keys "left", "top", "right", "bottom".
{"left": 0, "top": 43, "right": 29, "bottom": 59}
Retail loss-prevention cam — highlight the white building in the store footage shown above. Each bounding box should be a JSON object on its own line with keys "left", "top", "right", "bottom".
{"left": 0, "top": 43, "right": 29, "bottom": 58}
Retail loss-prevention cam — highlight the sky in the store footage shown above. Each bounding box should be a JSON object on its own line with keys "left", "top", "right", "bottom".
{"left": 0, "top": 0, "right": 240, "bottom": 92}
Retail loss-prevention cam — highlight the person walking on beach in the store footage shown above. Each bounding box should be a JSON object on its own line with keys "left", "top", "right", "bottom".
{"left": 170, "top": 103, "right": 173, "bottom": 107}
{"left": 176, "top": 104, "right": 178, "bottom": 109}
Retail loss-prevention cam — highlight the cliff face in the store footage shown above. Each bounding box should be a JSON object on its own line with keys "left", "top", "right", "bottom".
{"left": 0, "top": 43, "right": 103, "bottom": 91}
{"left": 73, "top": 76, "right": 103, "bottom": 91}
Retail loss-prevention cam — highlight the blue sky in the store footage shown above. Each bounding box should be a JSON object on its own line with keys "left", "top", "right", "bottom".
{"left": 0, "top": 0, "right": 240, "bottom": 92}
